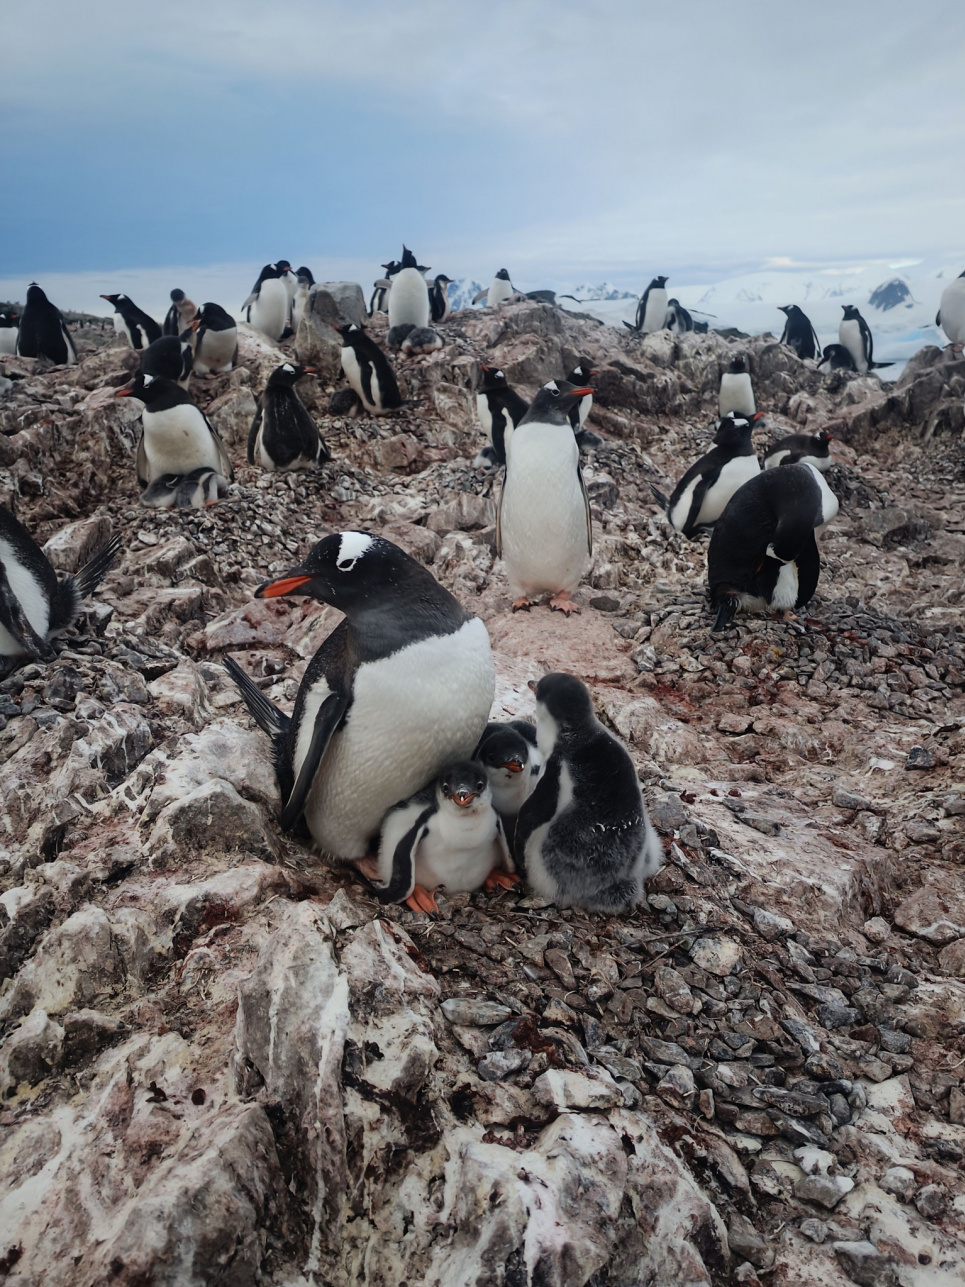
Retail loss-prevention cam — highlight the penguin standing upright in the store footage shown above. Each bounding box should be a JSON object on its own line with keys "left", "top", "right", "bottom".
{"left": 428, "top": 274, "right": 454, "bottom": 323}
{"left": 292, "top": 268, "right": 315, "bottom": 332}
{"left": 763, "top": 429, "right": 833, "bottom": 472}
{"left": 243, "top": 262, "right": 293, "bottom": 342}
{"left": 223, "top": 531, "right": 496, "bottom": 860}
{"left": 0, "top": 505, "right": 120, "bottom": 665}
{"left": 777, "top": 305, "right": 821, "bottom": 360}
{"left": 514, "top": 673, "right": 663, "bottom": 913}
{"left": 497, "top": 379, "right": 594, "bottom": 614}
{"left": 163, "top": 289, "right": 198, "bottom": 337}
{"left": 475, "top": 366, "right": 529, "bottom": 467}
{"left": 0, "top": 310, "right": 19, "bottom": 355}
{"left": 370, "top": 260, "right": 401, "bottom": 315}
{"left": 373, "top": 761, "right": 515, "bottom": 912}
{"left": 16, "top": 284, "right": 77, "bottom": 365}
{"left": 193, "top": 303, "right": 238, "bottom": 375}
{"left": 718, "top": 354, "right": 756, "bottom": 417}
{"left": 248, "top": 362, "right": 330, "bottom": 471}
{"left": 664, "top": 298, "right": 694, "bottom": 334}
{"left": 475, "top": 269, "right": 514, "bottom": 308}
{"left": 624, "top": 276, "right": 669, "bottom": 333}
{"left": 936, "top": 270, "right": 965, "bottom": 350}
{"left": 474, "top": 720, "right": 540, "bottom": 844}
{"left": 708, "top": 462, "right": 839, "bottom": 630}
{"left": 117, "top": 373, "right": 233, "bottom": 493}
{"left": 387, "top": 247, "right": 430, "bottom": 332}
{"left": 652, "top": 413, "right": 763, "bottom": 538}
{"left": 838, "top": 305, "right": 875, "bottom": 373}
{"left": 141, "top": 333, "right": 194, "bottom": 388}
{"left": 101, "top": 293, "right": 162, "bottom": 351}
{"left": 336, "top": 323, "right": 403, "bottom": 414}
{"left": 564, "top": 360, "right": 597, "bottom": 432}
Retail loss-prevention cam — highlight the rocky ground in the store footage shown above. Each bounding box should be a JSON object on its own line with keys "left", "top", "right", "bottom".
{"left": 0, "top": 295, "right": 964, "bottom": 1287}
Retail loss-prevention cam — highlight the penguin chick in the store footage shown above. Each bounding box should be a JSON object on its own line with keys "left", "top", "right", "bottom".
{"left": 292, "top": 267, "right": 315, "bottom": 332}
{"left": 475, "top": 366, "right": 529, "bottom": 468}
{"left": 193, "top": 303, "right": 238, "bottom": 374}
{"left": 763, "top": 429, "right": 833, "bottom": 472}
{"left": 718, "top": 354, "right": 755, "bottom": 417}
{"left": 817, "top": 344, "right": 857, "bottom": 373}
{"left": 777, "top": 305, "right": 821, "bottom": 361}
{"left": 936, "top": 269, "right": 965, "bottom": 350}
{"left": 497, "top": 379, "right": 594, "bottom": 614}
{"left": 248, "top": 362, "right": 330, "bottom": 471}
{"left": 708, "top": 462, "right": 839, "bottom": 631}
{"left": 374, "top": 760, "right": 515, "bottom": 912}
{"left": 336, "top": 323, "right": 403, "bottom": 414}
{"left": 16, "top": 284, "right": 77, "bottom": 365}
{"left": 0, "top": 310, "right": 19, "bottom": 356}
{"left": 141, "top": 332, "right": 194, "bottom": 388}
{"left": 474, "top": 720, "right": 540, "bottom": 843}
{"left": 428, "top": 274, "right": 454, "bottom": 323}
{"left": 665, "top": 299, "right": 694, "bottom": 334}
{"left": 401, "top": 327, "right": 443, "bottom": 356}
{"left": 242, "top": 262, "right": 293, "bottom": 342}
{"left": 652, "top": 413, "right": 763, "bottom": 539}
{"left": 222, "top": 531, "right": 495, "bottom": 860}
{"left": 139, "top": 467, "right": 228, "bottom": 509}
{"left": 388, "top": 246, "right": 430, "bottom": 331}
{"left": 101, "top": 294, "right": 162, "bottom": 351}
{"left": 0, "top": 505, "right": 120, "bottom": 665}
{"left": 163, "top": 289, "right": 198, "bottom": 337}
{"left": 117, "top": 373, "right": 233, "bottom": 492}
{"left": 624, "top": 276, "right": 669, "bottom": 333}
{"left": 514, "top": 672, "right": 663, "bottom": 913}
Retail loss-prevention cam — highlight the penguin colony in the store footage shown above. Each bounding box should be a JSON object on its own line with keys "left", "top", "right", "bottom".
{"left": 3, "top": 248, "right": 961, "bottom": 917}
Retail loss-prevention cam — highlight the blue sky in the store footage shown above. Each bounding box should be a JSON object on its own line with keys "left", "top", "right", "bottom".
{"left": 2, "top": 0, "right": 964, "bottom": 309}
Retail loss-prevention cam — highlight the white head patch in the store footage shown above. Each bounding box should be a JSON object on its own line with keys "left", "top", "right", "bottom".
{"left": 336, "top": 531, "right": 374, "bottom": 571}
{"left": 495, "top": 370, "right": 504, "bottom": 379}
{"left": 283, "top": 363, "right": 295, "bottom": 373}
{"left": 544, "top": 380, "right": 559, "bottom": 393}
{"left": 143, "top": 374, "right": 156, "bottom": 386}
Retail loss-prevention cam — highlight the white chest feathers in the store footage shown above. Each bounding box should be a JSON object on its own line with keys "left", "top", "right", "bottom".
{"left": 388, "top": 269, "right": 430, "bottom": 329}
{"left": 641, "top": 289, "right": 668, "bottom": 333}
{"left": 838, "top": 319, "right": 868, "bottom": 372}
{"left": 141, "top": 405, "right": 224, "bottom": 480}
{"left": 250, "top": 279, "right": 289, "bottom": 342}
{"left": 0, "top": 538, "right": 50, "bottom": 657}
{"left": 379, "top": 793, "right": 507, "bottom": 894}
{"left": 718, "top": 372, "right": 755, "bottom": 416}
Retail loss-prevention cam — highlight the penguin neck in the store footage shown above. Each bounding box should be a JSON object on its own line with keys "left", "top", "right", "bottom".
{"left": 345, "top": 592, "right": 468, "bottom": 662}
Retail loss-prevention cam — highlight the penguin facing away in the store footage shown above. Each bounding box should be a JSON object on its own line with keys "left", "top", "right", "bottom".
{"left": 388, "top": 246, "right": 430, "bottom": 331}
{"left": 336, "top": 323, "right": 403, "bottom": 414}
{"left": 370, "top": 260, "right": 401, "bottom": 315}
{"left": 718, "top": 354, "right": 756, "bottom": 417}
{"left": 373, "top": 760, "right": 515, "bottom": 912}
{"left": 708, "top": 462, "right": 839, "bottom": 631}
{"left": 0, "top": 505, "right": 120, "bottom": 665}
{"left": 243, "top": 262, "right": 293, "bottom": 342}
{"left": 475, "top": 366, "right": 529, "bottom": 468}
{"left": 193, "top": 302, "right": 238, "bottom": 375}
{"left": 117, "top": 373, "right": 234, "bottom": 492}
{"left": 514, "top": 673, "right": 664, "bottom": 913}
{"left": 428, "top": 274, "right": 454, "bottom": 324}
{"left": 0, "top": 310, "right": 19, "bottom": 356}
{"left": 763, "top": 429, "right": 833, "bottom": 472}
{"left": 163, "top": 289, "right": 198, "bottom": 337}
{"left": 652, "top": 413, "right": 764, "bottom": 539}
{"left": 292, "top": 267, "right": 315, "bottom": 332}
{"left": 777, "top": 305, "right": 821, "bottom": 361}
{"left": 497, "top": 379, "right": 594, "bottom": 614}
{"left": 624, "top": 276, "right": 669, "bottom": 334}
{"left": 223, "top": 531, "right": 496, "bottom": 860}
{"left": 473, "top": 719, "right": 540, "bottom": 843}
{"left": 101, "top": 294, "right": 162, "bottom": 351}
{"left": 140, "top": 332, "right": 194, "bottom": 388}
{"left": 16, "top": 284, "right": 77, "bottom": 365}
{"left": 248, "top": 362, "right": 330, "bottom": 471}
{"left": 838, "top": 305, "right": 894, "bottom": 372}
{"left": 140, "top": 467, "right": 228, "bottom": 509}
{"left": 936, "top": 269, "right": 965, "bottom": 349}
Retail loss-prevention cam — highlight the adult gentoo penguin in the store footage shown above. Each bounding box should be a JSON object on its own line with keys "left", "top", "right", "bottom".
{"left": 497, "top": 379, "right": 594, "bottom": 614}
{"left": 839, "top": 304, "right": 883, "bottom": 373}
{"left": 292, "top": 267, "right": 315, "bottom": 332}
{"left": 248, "top": 362, "right": 330, "bottom": 471}
{"left": 764, "top": 429, "right": 833, "bottom": 472}
{"left": 140, "top": 467, "right": 228, "bottom": 509}
{"left": 223, "top": 531, "right": 496, "bottom": 859}
{"left": 193, "top": 303, "right": 238, "bottom": 374}
{"left": 0, "top": 311, "right": 19, "bottom": 355}
{"left": 372, "top": 761, "right": 515, "bottom": 912}
{"left": 936, "top": 270, "right": 965, "bottom": 350}
{"left": 369, "top": 260, "right": 401, "bottom": 315}
{"left": 0, "top": 506, "right": 120, "bottom": 665}
{"left": 387, "top": 246, "right": 430, "bottom": 332}
{"left": 16, "top": 284, "right": 77, "bottom": 365}
{"left": 336, "top": 323, "right": 403, "bottom": 414}
{"left": 514, "top": 673, "right": 663, "bottom": 913}
{"left": 708, "top": 462, "right": 839, "bottom": 630}
{"left": 163, "top": 289, "right": 198, "bottom": 337}
{"left": 243, "top": 262, "right": 293, "bottom": 342}
{"left": 101, "top": 293, "right": 162, "bottom": 351}
{"left": 476, "top": 366, "right": 529, "bottom": 467}
{"left": 718, "top": 354, "right": 756, "bottom": 417}
{"left": 474, "top": 720, "right": 540, "bottom": 844}
{"left": 778, "top": 305, "right": 821, "bottom": 361}
{"left": 117, "top": 373, "right": 233, "bottom": 494}
{"left": 651, "top": 413, "right": 763, "bottom": 539}
{"left": 141, "top": 332, "right": 193, "bottom": 388}
{"left": 428, "top": 274, "right": 454, "bottom": 324}
{"left": 564, "top": 360, "right": 597, "bottom": 433}
{"left": 624, "top": 276, "right": 669, "bottom": 334}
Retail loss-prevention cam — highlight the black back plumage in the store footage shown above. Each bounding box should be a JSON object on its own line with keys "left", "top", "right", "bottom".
{"left": 101, "top": 294, "right": 162, "bottom": 349}
{"left": 336, "top": 324, "right": 403, "bottom": 411}
{"left": 16, "top": 284, "right": 76, "bottom": 365}
{"left": 248, "top": 363, "right": 330, "bottom": 468}
{"left": 141, "top": 333, "right": 193, "bottom": 384}
{"left": 478, "top": 367, "right": 529, "bottom": 465}
{"left": 817, "top": 343, "right": 857, "bottom": 372}
{"left": 764, "top": 430, "right": 832, "bottom": 469}
{"left": 163, "top": 289, "right": 186, "bottom": 337}
{"left": 777, "top": 305, "right": 821, "bottom": 360}
{"left": 657, "top": 415, "right": 759, "bottom": 538}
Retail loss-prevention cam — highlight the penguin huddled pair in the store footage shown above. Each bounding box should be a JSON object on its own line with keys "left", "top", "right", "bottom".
{"left": 838, "top": 305, "right": 891, "bottom": 373}
{"left": 475, "top": 360, "right": 599, "bottom": 469}
{"left": 139, "top": 302, "right": 237, "bottom": 385}
{"left": 248, "top": 362, "right": 330, "bottom": 471}
{"left": 15, "top": 284, "right": 77, "bottom": 366}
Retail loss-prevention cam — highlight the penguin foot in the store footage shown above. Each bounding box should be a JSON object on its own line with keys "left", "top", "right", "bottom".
{"left": 512, "top": 597, "right": 535, "bottom": 612}
{"left": 484, "top": 869, "right": 520, "bottom": 892}
{"left": 405, "top": 885, "right": 439, "bottom": 914}
{"left": 353, "top": 857, "right": 380, "bottom": 881}
{"left": 549, "top": 593, "right": 581, "bottom": 616}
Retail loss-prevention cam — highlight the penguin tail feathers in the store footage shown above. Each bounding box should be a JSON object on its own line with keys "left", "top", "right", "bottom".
{"left": 51, "top": 532, "right": 122, "bottom": 632}
{"left": 712, "top": 595, "right": 740, "bottom": 632}
{"left": 223, "top": 655, "right": 290, "bottom": 740}
{"left": 870, "top": 360, "right": 895, "bottom": 369}
{"left": 649, "top": 483, "right": 669, "bottom": 510}
{"left": 622, "top": 320, "right": 640, "bottom": 331}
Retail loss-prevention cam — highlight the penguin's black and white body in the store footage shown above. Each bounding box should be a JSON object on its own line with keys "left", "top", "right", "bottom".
{"left": 101, "top": 294, "right": 162, "bottom": 351}
{"left": 292, "top": 268, "right": 315, "bottom": 332}
{"left": 652, "top": 413, "right": 763, "bottom": 538}
{"left": 475, "top": 366, "right": 529, "bottom": 468}
{"left": 777, "top": 305, "right": 821, "bottom": 361}
{"left": 163, "top": 289, "right": 198, "bottom": 337}
{"left": 16, "top": 285, "right": 77, "bottom": 365}
{"left": 936, "top": 270, "right": 965, "bottom": 350}
{"left": 839, "top": 305, "right": 875, "bottom": 373}
{"left": 625, "top": 276, "right": 669, "bottom": 334}
{"left": 474, "top": 720, "right": 540, "bottom": 842}
{"left": 817, "top": 344, "right": 857, "bottom": 373}
{"left": 474, "top": 269, "right": 514, "bottom": 307}
{"left": 564, "top": 360, "right": 597, "bottom": 432}
{"left": 0, "top": 506, "right": 120, "bottom": 665}
{"left": 514, "top": 673, "right": 663, "bottom": 913}
{"left": 665, "top": 298, "right": 694, "bottom": 334}
{"left": 118, "top": 373, "right": 234, "bottom": 492}
{"left": 497, "top": 379, "right": 594, "bottom": 614}
{"left": 193, "top": 303, "right": 238, "bottom": 375}
{"left": 223, "top": 531, "right": 496, "bottom": 859}
{"left": 139, "top": 467, "right": 228, "bottom": 509}
{"left": 337, "top": 323, "right": 403, "bottom": 414}
{"left": 708, "top": 462, "right": 839, "bottom": 630}
{"left": 369, "top": 260, "right": 401, "bottom": 315}
{"left": 387, "top": 247, "right": 430, "bottom": 331}
{"left": 141, "top": 333, "right": 194, "bottom": 388}
{"left": 0, "top": 310, "right": 19, "bottom": 356}
{"left": 243, "top": 262, "right": 293, "bottom": 342}
{"left": 374, "top": 761, "right": 514, "bottom": 911}
{"left": 248, "top": 362, "right": 330, "bottom": 471}
{"left": 718, "top": 354, "right": 755, "bottom": 417}
{"left": 764, "top": 429, "right": 833, "bottom": 472}
{"left": 400, "top": 327, "right": 443, "bottom": 356}
{"left": 428, "top": 274, "right": 454, "bottom": 324}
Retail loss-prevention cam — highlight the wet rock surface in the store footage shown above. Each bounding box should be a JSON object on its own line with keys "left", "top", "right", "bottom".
{"left": 1, "top": 307, "right": 964, "bottom": 1285}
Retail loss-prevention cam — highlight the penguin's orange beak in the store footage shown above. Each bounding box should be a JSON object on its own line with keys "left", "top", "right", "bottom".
{"left": 301, "top": 366, "right": 317, "bottom": 375}
{"left": 190, "top": 318, "right": 201, "bottom": 332}
{"left": 255, "top": 574, "right": 313, "bottom": 598}
{"left": 571, "top": 386, "right": 594, "bottom": 397}
{"left": 500, "top": 760, "right": 524, "bottom": 774}
{"left": 590, "top": 369, "right": 599, "bottom": 376}
{"left": 452, "top": 790, "right": 477, "bottom": 808}
{"left": 115, "top": 388, "right": 133, "bottom": 397}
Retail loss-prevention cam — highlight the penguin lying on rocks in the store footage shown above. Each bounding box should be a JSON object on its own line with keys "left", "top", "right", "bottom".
{"left": 474, "top": 720, "right": 541, "bottom": 844}
{"left": 763, "top": 430, "right": 833, "bottom": 472}
{"left": 0, "top": 505, "right": 120, "bottom": 666}
{"left": 140, "top": 467, "right": 229, "bottom": 509}
{"left": 401, "top": 327, "right": 443, "bottom": 356}
{"left": 336, "top": 323, "right": 403, "bottom": 414}
{"left": 248, "top": 362, "right": 330, "bottom": 471}
{"left": 475, "top": 366, "right": 529, "bottom": 468}
{"left": 370, "top": 760, "right": 516, "bottom": 912}
{"left": 514, "top": 673, "right": 663, "bottom": 912}
{"left": 651, "top": 413, "right": 763, "bottom": 539}
{"left": 817, "top": 344, "right": 857, "bottom": 373}
{"left": 223, "top": 531, "right": 495, "bottom": 860}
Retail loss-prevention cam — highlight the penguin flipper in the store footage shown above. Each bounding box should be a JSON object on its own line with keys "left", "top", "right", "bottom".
{"left": 495, "top": 471, "right": 505, "bottom": 559}
{"left": 0, "top": 564, "right": 55, "bottom": 661}
{"left": 377, "top": 808, "right": 434, "bottom": 905}
{"left": 649, "top": 482, "right": 669, "bottom": 511}
{"left": 280, "top": 690, "right": 349, "bottom": 831}
{"left": 513, "top": 757, "right": 562, "bottom": 876}
{"left": 472, "top": 289, "right": 488, "bottom": 305}
{"left": 936, "top": 309, "right": 942, "bottom": 327}
{"left": 712, "top": 595, "right": 740, "bottom": 632}
{"left": 247, "top": 400, "right": 263, "bottom": 466}
{"left": 223, "top": 655, "right": 291, "bottom": 739}
{"left": 577, "top": 462, "right": 593, "bottom": 557}
{"left": 622, "top": 320, "right": 639, "bottom": 331}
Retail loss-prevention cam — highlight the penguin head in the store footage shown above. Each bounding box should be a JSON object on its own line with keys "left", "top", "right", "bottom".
{"left": 25, "top": 284, "right": 48, "bottom": 304}
{"left": 434, "top": 274, "right": 453, "bottom": 286}
{"left": 116, "top": 371, "right": 169, "bottom": 404}
{"left": 334, "top": 322, "right": 366, "bottom": 345}
{"left": 650, "top": 275, "right": 669, "bottom": 288}
{"left": 726, "top": 354, "right": 748, "bottom": 374}
{"left": 495, "top": 269, "right": 511, "bottom": 281}
{"left": 777, "top": 305, "right": 791, "bottom": 316}
{"left": 170, "top": 288, "right": 185, "bottom": 303}
{"left": 480, "top": 365, "right": 508, "bottom": 390}
{"left": 475, "top": 726, "right": 529, "bottom": 778}
{"left": 814, "top": 429, "right": 833, "bottom": 448}
{"left": 841, "top": 305, "right": 859, "bottom": 319}
{"left": 382, "top": 260, "right": 402, "bottom": 277}
{"left": 255, "top": 531, "right": 412, "bottom": 610}
{"left": 267, "top": 361, "right": 317, "bottom": 387}
{"left": 528, "top": 672, "right": 595, "bottom": 734}
{"left": 276, "top": 260, "right": 292, "bottom": 274}
{"left": 437, "top": 761, "right": 489, "bottom": 811}
{"left": 714, "top": 411, "right": 762, "bottom": 448}
{"left": 400, "top": 246, "right": 419, "bottom": 269}
{"left": 295, "top": 267, "right": 315, "bottom": 286}
{"left": 523, "top": 379, "right": 596, "bottom": 426}
{"left": 100, "top": 293, "right": 125, "bottom": 309}
{"left": 566, "top": 359, "right": 598, "bottom": 384}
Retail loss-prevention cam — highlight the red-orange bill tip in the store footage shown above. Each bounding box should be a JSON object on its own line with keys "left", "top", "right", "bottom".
{"left": 571, "top": 386, "right": 594, "bottom": 397}
{"left": 255, "top": 574, "right": 312, "bottom": 598}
